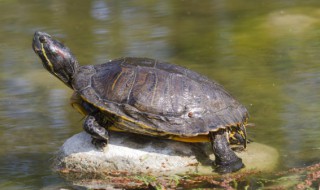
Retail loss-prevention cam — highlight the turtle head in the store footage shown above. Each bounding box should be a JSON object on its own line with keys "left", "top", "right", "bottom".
{"left": 32, "top": 31, "right": 79, "bottom": 89}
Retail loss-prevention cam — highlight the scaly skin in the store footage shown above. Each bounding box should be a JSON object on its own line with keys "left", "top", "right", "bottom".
{"left": 83, "top": 115, "right": 109, "bottom": 149}
{"left": 210, "top": 130, "right": 244, "bottom": 173}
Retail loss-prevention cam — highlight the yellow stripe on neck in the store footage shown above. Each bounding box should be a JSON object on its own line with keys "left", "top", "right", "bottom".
{"left": 41, "top": 43, "right": 55, "bottom": 72}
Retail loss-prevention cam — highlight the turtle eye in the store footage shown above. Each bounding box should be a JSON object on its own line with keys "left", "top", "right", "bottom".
{"left": 39, "top": 36, "right": 47, "bottom": 43}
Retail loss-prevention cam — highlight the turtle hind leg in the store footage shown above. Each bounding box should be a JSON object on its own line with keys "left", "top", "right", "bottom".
{"left": 210, "top": 130, "right": 244, "bottom": 173}
{"left": 83, "top": 115, "right": 109, "bottom": 149}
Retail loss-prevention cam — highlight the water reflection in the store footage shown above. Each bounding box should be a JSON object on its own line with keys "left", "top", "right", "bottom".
{"left": 47, "top": 89, "right": 69, "bottom": 128}
{"left": 0, "top": 0, "right": 320, "bottom": 189}
{"left": 91, "top": 0, "right": 110, "bottom": 21}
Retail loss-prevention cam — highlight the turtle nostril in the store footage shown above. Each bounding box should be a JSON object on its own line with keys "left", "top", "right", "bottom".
{"left": 39, "top": 36, "right": 47, "bottom": 43}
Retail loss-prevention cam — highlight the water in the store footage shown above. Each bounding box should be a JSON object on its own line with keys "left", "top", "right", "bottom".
{"left": 1, "top": 0, "right": 320, "bottom": 189}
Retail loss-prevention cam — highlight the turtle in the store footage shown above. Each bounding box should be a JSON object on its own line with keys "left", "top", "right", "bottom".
{"left": 32, "top": 31, "right": 249, "bottom": 173}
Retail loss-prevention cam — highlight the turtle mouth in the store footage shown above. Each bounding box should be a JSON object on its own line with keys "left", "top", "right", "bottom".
{"left": 32, "top": 45, "right": 41, "bottom": 52}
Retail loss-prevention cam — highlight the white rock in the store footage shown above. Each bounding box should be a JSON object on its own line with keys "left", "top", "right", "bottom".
{"left": 53, "top": 131, "right": 278, "bottom": 176}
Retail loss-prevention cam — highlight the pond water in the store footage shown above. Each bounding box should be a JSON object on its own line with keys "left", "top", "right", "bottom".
{"left": 1, "top": 0, "right": 320, "bottom": 189}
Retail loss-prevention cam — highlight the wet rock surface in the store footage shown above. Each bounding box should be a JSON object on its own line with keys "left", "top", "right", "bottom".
{"left": 53, "top": 131, "right": 279, "bottom": 189}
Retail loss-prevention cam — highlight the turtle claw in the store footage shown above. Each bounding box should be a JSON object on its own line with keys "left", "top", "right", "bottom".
{"left": 213, "top": 158, "right": 244, "bottom": 174}
{"left": 210, "top": 130, "right": 245, "bottom": 173}
{"left": 83, "top": 115, "right": 109, "bottom": 150}
{"left": 91, "top": 138, "right": 108, "bottom": 150}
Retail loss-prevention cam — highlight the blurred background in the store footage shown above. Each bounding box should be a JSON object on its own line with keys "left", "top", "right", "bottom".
{"left": 1, "top": 0, "right": 320, "bottom": 189}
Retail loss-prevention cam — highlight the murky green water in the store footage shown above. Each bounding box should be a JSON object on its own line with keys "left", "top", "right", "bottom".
{"left": 1, "top": 0, "right": 320, "bottom": 189}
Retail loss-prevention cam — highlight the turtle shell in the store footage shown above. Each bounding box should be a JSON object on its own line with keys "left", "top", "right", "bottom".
{"left": 72, "top": 57, "right": 248, "bottom": 138}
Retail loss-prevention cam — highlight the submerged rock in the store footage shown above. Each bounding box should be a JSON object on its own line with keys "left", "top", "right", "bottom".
{"left": 53, "top": 131, "right": 278, "bottom": 188}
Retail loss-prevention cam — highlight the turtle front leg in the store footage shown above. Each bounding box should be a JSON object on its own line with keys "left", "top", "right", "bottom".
{"left": 210, "top": 130, "right": 244, "bottom": 173}
{"left": 83, "top": 115, "right": 109, "bottom": 149}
